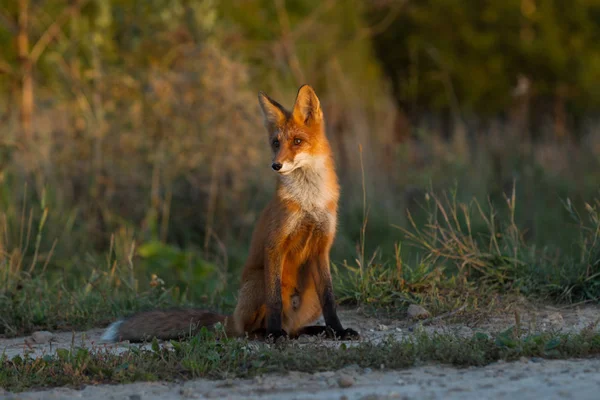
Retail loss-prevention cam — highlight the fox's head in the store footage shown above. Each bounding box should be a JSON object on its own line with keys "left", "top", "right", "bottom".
{"left": 258, "top": 85, "right": 330, "bottom": 175}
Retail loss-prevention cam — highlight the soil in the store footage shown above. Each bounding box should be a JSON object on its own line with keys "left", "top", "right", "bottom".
{"left": 2, "top": 303, "right": 600, "bottom": 399}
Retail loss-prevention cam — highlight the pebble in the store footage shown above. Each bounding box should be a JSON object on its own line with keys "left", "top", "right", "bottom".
{"left": 337, "top": 374, "right": 355, "bottom": 388}
{"left": 31, "top": 331, "right": 55, "bottom": 344}
{"left": 407, "top": 305, "right": 430, "bottom": 319}
{"left": 542, "top": 312, "right": 565, "bottom": 330}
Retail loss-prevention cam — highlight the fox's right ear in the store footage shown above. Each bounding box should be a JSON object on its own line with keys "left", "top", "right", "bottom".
{"left": 258, "top": 92, "right": 286, "bottom": 131}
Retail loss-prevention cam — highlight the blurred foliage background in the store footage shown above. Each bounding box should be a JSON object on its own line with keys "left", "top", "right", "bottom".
{"left": 1, "top": 0, "right": 600, "bottom": 319}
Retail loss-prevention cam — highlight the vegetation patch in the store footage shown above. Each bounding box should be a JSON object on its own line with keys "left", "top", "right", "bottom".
{"left": 2, "top": 327, "right": 600, "bottom": 393}
{"left": 2, "top": 188, "right": 599, "bottom": 336}
{"left": 335, "top": 188, "right": 600, "bottom": 316}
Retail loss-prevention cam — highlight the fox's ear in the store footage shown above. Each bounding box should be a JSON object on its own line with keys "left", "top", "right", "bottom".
{"left": 258, "top": 92, "right": 286, "bottom": 131}
{"left": 292, "top": 85, "right": 323, "bottom": 126}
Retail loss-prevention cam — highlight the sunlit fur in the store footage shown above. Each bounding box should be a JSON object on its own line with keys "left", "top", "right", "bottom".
{"left": 229, "top": 84, "right": 343, "bottom": 336}
{"left": 101, "top": 85, "right": 357, "bottom": 342}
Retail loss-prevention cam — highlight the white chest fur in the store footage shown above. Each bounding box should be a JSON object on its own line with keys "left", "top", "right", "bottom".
{"left": 278, "top": 157, "right": 337, "bottom": 236}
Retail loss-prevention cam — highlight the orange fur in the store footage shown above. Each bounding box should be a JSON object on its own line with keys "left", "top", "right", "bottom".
{"left": 102, "top": 85, "right": 359, "bottom": 343}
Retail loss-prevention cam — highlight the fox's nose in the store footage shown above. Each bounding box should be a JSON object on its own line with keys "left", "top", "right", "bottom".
{"left": 272, "top": 162, "right": 282, "bottom": 171}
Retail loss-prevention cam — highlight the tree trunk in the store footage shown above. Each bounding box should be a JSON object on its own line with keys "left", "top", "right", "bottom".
{"left": 18, "top": 0, "right": 33, "bottom": 141}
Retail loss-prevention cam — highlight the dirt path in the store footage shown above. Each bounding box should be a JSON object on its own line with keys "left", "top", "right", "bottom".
{"left": 2, "top": 304, "right": 600, "bottom": 399}
{"left": 2, "top": 358, "right": 599, "bottom": 400}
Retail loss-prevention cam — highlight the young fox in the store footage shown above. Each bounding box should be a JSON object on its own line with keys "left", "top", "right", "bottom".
{"left": 101, "top": 85, "right": 359, "bottom": 342}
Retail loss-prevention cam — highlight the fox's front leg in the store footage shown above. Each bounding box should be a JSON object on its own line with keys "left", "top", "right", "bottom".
{"left": 312, "top": 253, "right": 360, "bottom": 340}
{"left": 264, "top": 247, "right": 287, "bottom": 339}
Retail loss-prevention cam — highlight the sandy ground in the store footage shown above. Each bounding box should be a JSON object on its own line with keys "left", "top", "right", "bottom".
{"left": 3, "top": 358, "right": 600, "bottom": 400}
{"left": 2, "top": 303, "right": 600, "bottom": 399}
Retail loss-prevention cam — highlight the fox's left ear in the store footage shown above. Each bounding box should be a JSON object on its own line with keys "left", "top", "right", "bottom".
{"left": 258, "top": 92, "right": 287, "bottom": 131}
{"left": 292, "top": 85, "right": 323, "bottom": 126}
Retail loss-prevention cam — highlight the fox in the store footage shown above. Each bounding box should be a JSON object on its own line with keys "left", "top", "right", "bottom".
{"left": 101, "top": 84, "right": 359, "bottom": 343}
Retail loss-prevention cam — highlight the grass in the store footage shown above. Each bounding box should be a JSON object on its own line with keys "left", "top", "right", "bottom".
{"left": 334, "top": 186, "right": 600, "bottom": 316}
{"left": 0, "top": 186, "right": 236, "bottom": 337}
{"left": 2, "top": 325, "right": 600, "bottom": 392}
{"left": 1, "top": 181, "right": 599, "bottom": 336}
{"left": 2, "top": 181, "right": 599, "bottom": 393}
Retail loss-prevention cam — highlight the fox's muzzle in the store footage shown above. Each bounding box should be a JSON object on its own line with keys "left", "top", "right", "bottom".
{"left": 272, "top": 146, "right": 293, "bottom": 173}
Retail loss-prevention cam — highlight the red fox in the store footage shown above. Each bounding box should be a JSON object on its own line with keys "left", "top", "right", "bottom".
{"left": 101, "top": 85, "right": 359, "bottom": 342}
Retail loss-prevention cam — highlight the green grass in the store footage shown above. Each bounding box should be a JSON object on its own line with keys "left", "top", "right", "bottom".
{"left": 1, "top": 181, "right": 599, "bottom": 337}
{"left": 0, "top": 187, "right": 236, "bottom": 337}
{"left": 2, "top": 326, "right": 600, "bottom": 392}
{"left": 334, "top": 187, "right": 600, "bottom": 315}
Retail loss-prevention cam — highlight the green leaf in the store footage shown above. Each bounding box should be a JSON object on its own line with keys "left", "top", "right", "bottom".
{"left": 151, "top": 337, "right": 160, "bottom": 353}
{"left": 56, "top": 348, "right": 70, "bottom": 361}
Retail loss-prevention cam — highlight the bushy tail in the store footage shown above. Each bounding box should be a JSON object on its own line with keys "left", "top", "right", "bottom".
{"left": 100, "top": 308, "right": 230, "bottom": 342}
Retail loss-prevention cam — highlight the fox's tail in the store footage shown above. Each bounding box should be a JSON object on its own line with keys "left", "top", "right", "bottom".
{"left": 100, "top": 308, "right": 231, "bottom": 342}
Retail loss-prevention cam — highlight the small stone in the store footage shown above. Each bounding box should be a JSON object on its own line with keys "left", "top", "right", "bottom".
{"left": 543, "top": 312, "right": 565, "bottom": 330}
{"left": 31, "top": 331, "right": 55, "bottom": 344}
{"left": 129, "top": 395, "right": 142, "bottom": 400}
{"left": 407, "top": 304, "right": 430, "bottom": 319}
{"left": 377, "top": 324, "right": 389, "bottom": 331}
{"left": 337, "top": 374, "right": 355, "bottom": 388}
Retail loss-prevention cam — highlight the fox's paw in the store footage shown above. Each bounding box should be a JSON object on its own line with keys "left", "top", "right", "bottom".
{"left": 336, "top": 328, "right": 360, "bottom": 340}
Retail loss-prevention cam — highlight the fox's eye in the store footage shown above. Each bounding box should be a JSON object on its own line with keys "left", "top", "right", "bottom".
{"left": 272, "top": 139, "right": 280, "bottom": 148}
{"left": 294, "top": 138, "right": 302, "bottom": 145}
